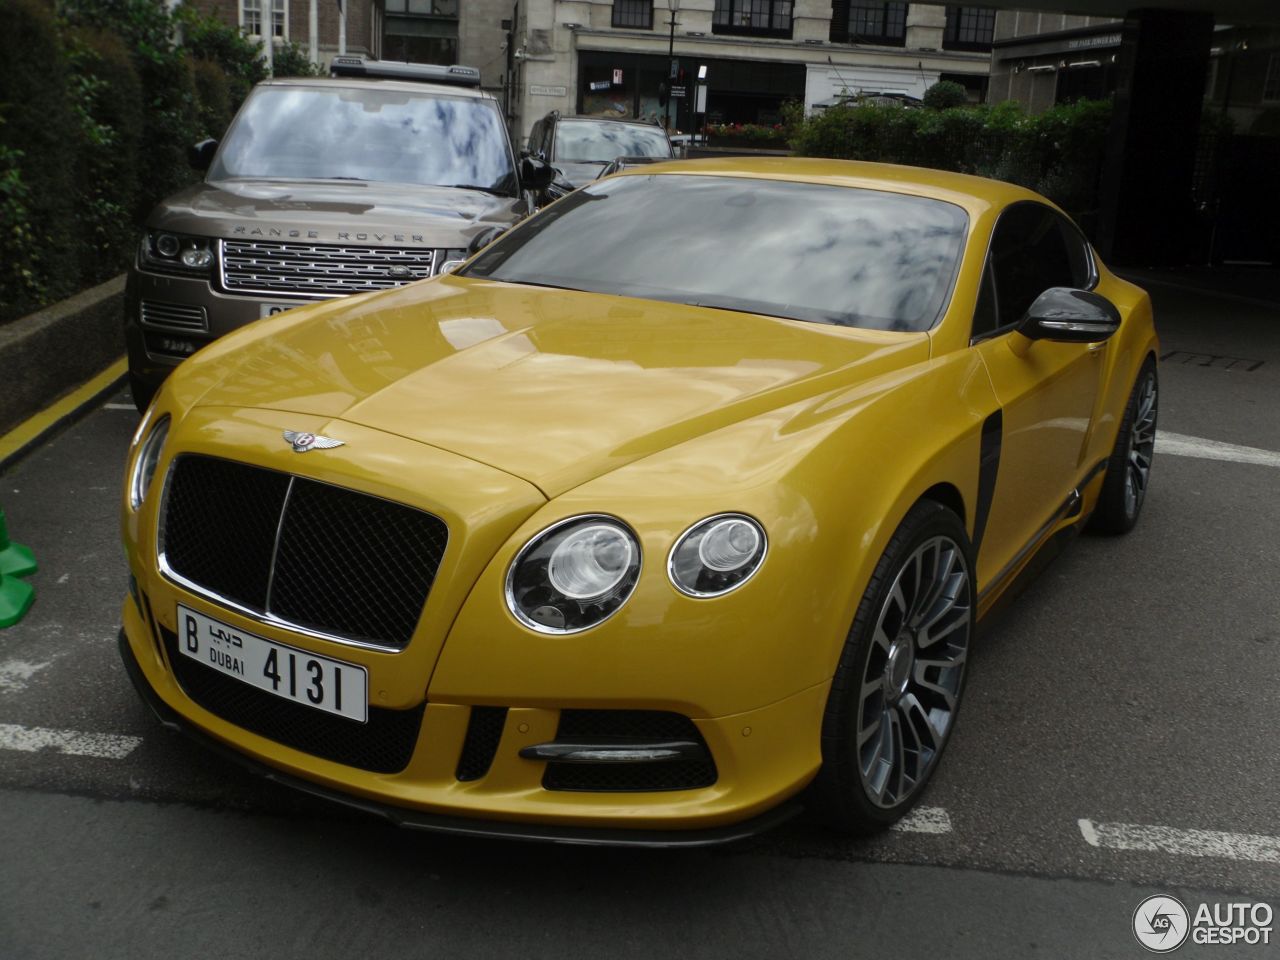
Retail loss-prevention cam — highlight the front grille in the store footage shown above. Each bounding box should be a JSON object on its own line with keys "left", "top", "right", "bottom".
{"left": 141, "top": 300, "right": 208, "bottom": 331}
{"left": 543, "top": 710, "right": 719, "bottom": 793}
{"left": 220, "top": 240, "right": 436, "bottom": 297}
{"left": 161, "top": 627, "right": 425, "bottom": 773}
{"left": 455, "top": 707, "right": 508, "bottom": 781}
{"left": 161, "top": 455, "right": 448, "bottom": 649}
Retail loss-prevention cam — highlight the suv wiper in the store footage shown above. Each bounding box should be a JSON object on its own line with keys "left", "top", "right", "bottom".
{"left": 447, "top": 183, "right": 508, "bottom": 196}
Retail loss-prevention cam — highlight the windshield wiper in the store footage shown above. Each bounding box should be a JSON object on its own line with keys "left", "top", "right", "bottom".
{"left": 447, "top": 183, "right": 508, "bottom": 196}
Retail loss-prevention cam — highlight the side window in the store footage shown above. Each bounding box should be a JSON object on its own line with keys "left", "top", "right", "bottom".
{"left": 971, "top": 263, "right": 999, "bottom": 340}
{"left": 1055, "top": 212, "right": 1094, "bottom": 289}
{"left": 987, "top": 203, "right": 1078, "bottom": 330}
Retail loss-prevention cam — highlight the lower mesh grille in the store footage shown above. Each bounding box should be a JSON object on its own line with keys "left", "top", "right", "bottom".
{"left": 542, "top": 710, "right": 718, "bottom": 793}
{"left": 162, "top": 627, "right": 424, "bottom": 773}
{"left": 455, "top": 706, "right": 508, "bottom": 781}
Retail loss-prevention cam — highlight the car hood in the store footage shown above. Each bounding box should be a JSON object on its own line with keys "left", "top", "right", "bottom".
{"left": 148, "top": 179, "right": 526, "bottom": 247}
{"left": 188, "top": 277, "right": 930, "bottom": 497}
{"left": 552, "top": 161, "right": 610, "bottom": 188}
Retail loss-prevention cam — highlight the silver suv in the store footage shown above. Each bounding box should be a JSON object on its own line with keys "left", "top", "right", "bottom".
{"left": 125, "top": 58, "right": 551, "bottom": 410}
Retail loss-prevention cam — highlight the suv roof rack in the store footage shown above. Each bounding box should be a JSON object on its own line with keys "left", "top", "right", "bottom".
{"left": 329, "top": 57, "right": 482, "bottom": 88}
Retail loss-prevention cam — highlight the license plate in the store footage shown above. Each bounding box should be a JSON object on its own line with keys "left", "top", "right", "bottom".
{"left": 176, "top": 605, "right": 368, "bottom": 722}
{"left": 259, "top": 301, "right": 307, "bottom": 318}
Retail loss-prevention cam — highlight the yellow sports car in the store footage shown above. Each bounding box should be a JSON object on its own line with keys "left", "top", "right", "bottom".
{"left": 119, "top": 158, "right": 1158, "bottom": 844}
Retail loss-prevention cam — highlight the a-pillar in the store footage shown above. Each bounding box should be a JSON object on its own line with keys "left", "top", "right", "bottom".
{"left": 1095, "top": 8, "right": 1214, "bottom": 266}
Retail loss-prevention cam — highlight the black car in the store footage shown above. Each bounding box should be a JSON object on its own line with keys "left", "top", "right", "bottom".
{"left": 526, "top": 113, "right": 674, "bottom": 200}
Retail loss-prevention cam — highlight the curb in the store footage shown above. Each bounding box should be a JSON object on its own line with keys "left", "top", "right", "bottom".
{"left": 0, "top": 359, "right": 127, "bottom": 475}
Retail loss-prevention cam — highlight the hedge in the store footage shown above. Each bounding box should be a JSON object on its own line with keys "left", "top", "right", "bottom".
{"left": 0, "top": 0, "right": 317, "bottom": 325}
{"left": 790, "top": 99, "right": 1114, "bottom": 233}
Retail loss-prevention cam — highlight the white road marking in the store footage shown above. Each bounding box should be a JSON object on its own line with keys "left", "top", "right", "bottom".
{"left": 0, "top": 724, "right": 141, "bottom": 760}
{"left": 1079, "top": 818, "right": 1280, "bottom": 865}
{"left": 56, "top": 573, "right": 69, "bottom": 584}
{"left": 1157, "top": 431, "right": 1280, "bottom": 469}
{"left": 891, "top": 806, "right": 952, "bottom": 834}
{"left": 102, "top": 403, "right": 137, "bottom": 411}
{"left": 0, "top": 660, "right": 55, "bottom": 694}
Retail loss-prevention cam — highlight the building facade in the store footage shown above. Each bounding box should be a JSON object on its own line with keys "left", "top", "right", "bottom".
{"left": 987, "top": 11, "right": 1123, "bottom": 114}
{"left": 188, "top": 0, "right": 384, "bottom": 68}
{"left": 502, "top": 2, "right": 997, "bottom": 142}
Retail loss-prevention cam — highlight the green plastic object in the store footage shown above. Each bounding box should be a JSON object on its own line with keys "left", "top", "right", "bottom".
{"left": 0, "top": 509, "right": 36, "bottom": 627}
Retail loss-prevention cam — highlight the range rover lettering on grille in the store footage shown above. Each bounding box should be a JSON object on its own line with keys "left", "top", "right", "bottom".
{"left": 283, "top": 430, "right": 345, "bottom": 453}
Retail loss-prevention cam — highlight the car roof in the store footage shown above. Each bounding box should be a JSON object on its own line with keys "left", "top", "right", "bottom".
{"left": 558, "top": 115, "right": 666, "bottom": 129}
{"left": 259, "top": 77, "right": 493, "bottom": 100}
{"left": 608, "top": 156, "right": 1044, "bottom": 211}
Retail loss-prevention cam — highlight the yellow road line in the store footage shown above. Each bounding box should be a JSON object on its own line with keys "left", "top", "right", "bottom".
{"left": 0, "top": 358, "right": 127, "bottom": 464}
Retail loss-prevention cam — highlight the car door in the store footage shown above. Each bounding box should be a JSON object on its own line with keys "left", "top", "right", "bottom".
{"left": 971, "top": 202, "right": 1102, "bottom": 589}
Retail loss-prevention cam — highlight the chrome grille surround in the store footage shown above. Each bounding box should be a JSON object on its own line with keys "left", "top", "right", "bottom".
{"left": 140, "top": 300, "right": 209, "bottom": 332}
{"left": 219, "top": 240, "right": 437, "bottom": 298}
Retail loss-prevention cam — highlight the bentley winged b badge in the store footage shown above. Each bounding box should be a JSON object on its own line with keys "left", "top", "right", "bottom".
{"left": 283, "top": 430, "right": 345, "bottom": 453}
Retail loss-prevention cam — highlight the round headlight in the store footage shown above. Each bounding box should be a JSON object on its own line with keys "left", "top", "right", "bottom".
{"left": 181, "top": 246, "right": 213, "bottom": 269}
{"left": 129, "top": 415, "right": 170, "bottom": 510}
{"left": 669, "top": 514, "right": 767, "bottom": 598}
{"left": 506, "top": 516, "right": 641, "bottom": 634}
{"left": 155, "top": 233, "right": 180, "bottom": 258}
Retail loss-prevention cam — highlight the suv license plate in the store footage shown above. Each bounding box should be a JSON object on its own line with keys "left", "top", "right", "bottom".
{"left": 176, "top": 605, "right": 368, "bottom": 722}
{"left": 260, "top": 301, "right": 307, "bottom": 318}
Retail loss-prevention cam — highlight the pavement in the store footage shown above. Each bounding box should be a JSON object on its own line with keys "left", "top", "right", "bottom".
{"left": 0, "top": 277, "right": 1277, "bottom": 958}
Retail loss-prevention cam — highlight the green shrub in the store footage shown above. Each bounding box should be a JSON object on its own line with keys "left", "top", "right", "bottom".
{"left": 922, "top": 80, "right": 968, "bottom": 111}
{"left": 273, "top": 39, "right": 320, "bottom": 78}
{"left": 0, "top": 0, "right": 80, "bottom": 320}
{"left": 192, "top": 56, "right": 234, "bottom": 140}
{"left": 177, "top": 6, "right": 265, "bottom": 110}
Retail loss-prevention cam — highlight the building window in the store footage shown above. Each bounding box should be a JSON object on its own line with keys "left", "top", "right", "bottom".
{"left": 943, "top": 7, "right": 995, "bottom": 51}
{"left": 612, "top": 0, "right": 654, "bottom": 29}
{"left": 1265, "top": 53, "right": 1280, "bottom": 102}
{"left": 712, "top": 0, "right": 795, "bottom": 39}
{"left": 384, "top": 0, "right": 459, "bottom": 66}
{"left": 242, "top": 0, "right": 286, "bottom": 38}
{"left": 831, "top": 2, "right": 907, "bottom": 46}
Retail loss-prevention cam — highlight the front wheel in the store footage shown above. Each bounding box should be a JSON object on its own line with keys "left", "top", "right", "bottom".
{"left": 808, "top": 500, "right": 974, "bottom": 833}
{"left": 1090, "top": 359, "right": 1157, "bottom": 535}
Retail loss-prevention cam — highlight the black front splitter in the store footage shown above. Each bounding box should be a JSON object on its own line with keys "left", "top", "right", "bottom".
{"left": 117, "top": 629, "right": 803, "bottom": 848}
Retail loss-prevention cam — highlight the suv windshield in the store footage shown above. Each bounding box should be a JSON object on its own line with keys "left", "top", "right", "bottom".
{"left": 210, "top": 85, "right": 518, "bottom": 194}
{"left": 554, "top": 120, "right": 672, "bottom": 162}
{"left": 462, "top": 174, "right": 968, "bottom": 332}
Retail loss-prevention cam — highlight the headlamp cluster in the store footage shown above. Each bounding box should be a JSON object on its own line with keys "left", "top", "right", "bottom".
{"left": 140, "top": 231, "right": 216, "bottom": 275}
{"left": 506, "top": 512, "right": 767, "bottom": 635}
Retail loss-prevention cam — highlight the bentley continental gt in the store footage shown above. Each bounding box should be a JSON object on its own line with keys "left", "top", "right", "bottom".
{"left": 119, "top": 158, "right": 1159, "bottom": 845}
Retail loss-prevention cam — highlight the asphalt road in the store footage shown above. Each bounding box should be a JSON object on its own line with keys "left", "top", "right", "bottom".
{"left": 0, "top": 278, "right": 1277, "bottom": 959}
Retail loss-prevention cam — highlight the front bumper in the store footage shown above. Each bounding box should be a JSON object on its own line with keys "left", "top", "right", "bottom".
{"left": 119, "top": 588, "right": 826, "bottom": 843}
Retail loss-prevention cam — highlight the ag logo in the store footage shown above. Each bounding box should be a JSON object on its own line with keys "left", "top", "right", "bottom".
{"left": 1133, "top": 895, "right": 1191, "bottom": 953}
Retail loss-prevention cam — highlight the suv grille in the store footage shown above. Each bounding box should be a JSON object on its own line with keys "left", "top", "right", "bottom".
{"left": 219, "top": 240, "right": 437, "bottom": 297}
{"left": 161, "top": 455, "right": 448, "bottom": 650}
{"left": 161, "top": 626, "right": 425, "bottom": 773}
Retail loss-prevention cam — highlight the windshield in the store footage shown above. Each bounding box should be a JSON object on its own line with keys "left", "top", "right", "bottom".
{"left": 210, "top": 85, "right": 518, "bottom": 194}
{"left": 553, "top": 120, "right": 673, "bottom": 163}
{"left": 462, "top": 174, "right": 968, "bottom": 332}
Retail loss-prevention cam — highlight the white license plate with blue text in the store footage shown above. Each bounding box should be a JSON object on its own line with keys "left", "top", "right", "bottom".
{"left": 176, "top": 605, "right": 368, "bottom": 722}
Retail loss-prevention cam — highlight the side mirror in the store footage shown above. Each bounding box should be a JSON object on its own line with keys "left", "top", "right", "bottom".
{"left": 1018, "top": 287, "right": 1121, "bottom": 343}
{"left": 520, "top": 156, "right": 555, "bottom": 192}
{"left": 189, "top": 139, "right": 218, "bottom": 171}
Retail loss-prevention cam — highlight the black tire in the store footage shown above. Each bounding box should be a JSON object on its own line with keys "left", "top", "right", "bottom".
{"left": 808, "top": 499, "right": 975, "bottom": 833}
{"left": 1089, "top": 358, "right": 1157, "bottom": 535}
{"left": 129, "top": 373, "right": 157, "bottom": 414}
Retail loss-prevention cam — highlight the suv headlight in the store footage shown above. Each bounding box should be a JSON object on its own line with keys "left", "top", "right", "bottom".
{"left": 435, "top": 248, "right": 468, "bottom": 275}
{"left": 506, "top": 516, "right": 641, "bottom": 634}
{"left": 139, "top": 231, "right": 216, "bottom": 275}
{"left": 129, "top": 415, "right": 170, "bottom": 510}
{"left": 668, "top": 514, "right": 767, "bottom": 598}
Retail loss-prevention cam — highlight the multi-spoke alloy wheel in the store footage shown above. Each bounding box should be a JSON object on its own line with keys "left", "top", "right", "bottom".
{"left": 1091, "top": 358, "right": 1158, "bottom": 535}
{"left": 856, "top": 535, "right": 970, "bottom": 809}
{"left": 810, "top": 500, "right": 975, "bottom": 832}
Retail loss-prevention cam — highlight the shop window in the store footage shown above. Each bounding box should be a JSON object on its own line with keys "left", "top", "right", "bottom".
{"left": 830, "top": 2, "right": 907, "bottom": 46}
{"left": 712, "top": 0, "right": 794, "bottom": 39}
{"left": 613, "top": 0, "right": 654, "bottom": 29}
{"left": 943, "top": 7, "right": 995, "bottom": 51}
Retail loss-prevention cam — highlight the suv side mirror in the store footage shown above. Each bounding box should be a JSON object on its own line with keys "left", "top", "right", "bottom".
{"left": 520, "top": 156, "right": 555, "bottom": 192}
{"left": 189, "top": 139, "right": 218, "bottom": 171}
{"left": 1018, "top": 287, "right": 1121, "bottom": 343}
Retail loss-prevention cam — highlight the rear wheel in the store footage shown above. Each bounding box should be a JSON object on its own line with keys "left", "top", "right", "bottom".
{"left": 1090, "top": 359, "right": 1157, "bottom": 535}
{"left": 809, "top": 500, "right": 974, "bottom": 833}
